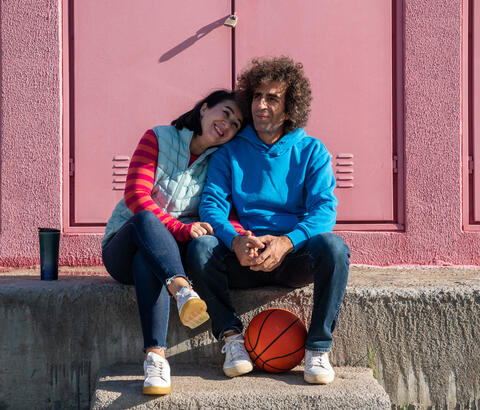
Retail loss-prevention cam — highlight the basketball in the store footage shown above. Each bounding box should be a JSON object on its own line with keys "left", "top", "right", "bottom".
{"left": 245, "top": 308, "right": 307, "bottom": 373}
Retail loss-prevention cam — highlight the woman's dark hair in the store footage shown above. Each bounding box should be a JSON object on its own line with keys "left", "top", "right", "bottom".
{"left": 171, "top": 90, "right": 247, "bottom": 135}
{"left": 236, "top": 56, "right": 312, "bottom": 133}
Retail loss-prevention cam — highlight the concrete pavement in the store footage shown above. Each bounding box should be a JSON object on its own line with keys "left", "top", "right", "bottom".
{"left": 91, "top": 365, "right": 390, "bottom": 409}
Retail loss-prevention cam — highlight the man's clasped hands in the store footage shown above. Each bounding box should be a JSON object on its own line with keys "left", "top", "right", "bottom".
{"left": 231, "top": 232, "right": 294, "bottom": 272}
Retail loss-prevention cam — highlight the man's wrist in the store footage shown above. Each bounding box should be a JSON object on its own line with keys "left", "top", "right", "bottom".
{"left": 281, "top": 235, "right": 294, "bottom": 253}
{"left": 231, "top": 234, "right": 242, "bottom": 251}
{"left": 285, "top": 230, "right": 307, "bottom": 252}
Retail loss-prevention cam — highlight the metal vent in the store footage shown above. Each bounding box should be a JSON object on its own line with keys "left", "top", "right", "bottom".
{"left": 335, "top": 153, "right": 354, "bottom": 188}
{"left": 112, "top": 155, "right": 130, "bottom": 191}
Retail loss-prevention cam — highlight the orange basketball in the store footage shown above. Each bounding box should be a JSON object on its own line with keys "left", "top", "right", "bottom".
{"left": 244, "top": 308, "right": 307, "bottom": 373}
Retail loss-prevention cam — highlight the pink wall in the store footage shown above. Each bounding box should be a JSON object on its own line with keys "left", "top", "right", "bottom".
{"left": 0, "top": 0, "right": 62, "bottom": 266}
{"left": 0, "top": 0, "right": 478, "bottom": 267}
{"left": 343, "top": 0, "right": 480, "bottom": 265}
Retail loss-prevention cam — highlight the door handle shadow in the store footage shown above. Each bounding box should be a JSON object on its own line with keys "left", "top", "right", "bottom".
{"left": 159, "top": 16, "right": 228, "bottom": 63}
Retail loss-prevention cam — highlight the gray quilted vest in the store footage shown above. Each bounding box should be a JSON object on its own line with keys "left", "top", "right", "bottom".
{"left": 102, "top": 126, "right": 217, "bottom": 247}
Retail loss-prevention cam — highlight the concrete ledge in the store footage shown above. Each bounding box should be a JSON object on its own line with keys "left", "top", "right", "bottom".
{"left": 0, "top": 266, "right": 479, "bottom": 409}
{"left": 91, "top": 365, "right": 390, "bottom": 410}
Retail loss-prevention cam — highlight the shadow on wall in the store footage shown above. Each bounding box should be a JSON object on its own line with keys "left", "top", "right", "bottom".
{"left": 158, "top": 16, "right": 227, "bottom": 63}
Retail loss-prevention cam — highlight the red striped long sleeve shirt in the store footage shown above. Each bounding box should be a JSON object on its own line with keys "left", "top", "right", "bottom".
{"left": 124, "top": 130, "right": 246, "bottom": 242}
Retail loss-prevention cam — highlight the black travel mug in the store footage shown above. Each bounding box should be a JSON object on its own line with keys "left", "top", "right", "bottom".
{"left": 38, "top": 228, "right": 60, "bottom": 281}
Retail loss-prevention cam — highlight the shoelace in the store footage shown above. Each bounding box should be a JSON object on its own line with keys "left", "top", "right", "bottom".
{"left": 221, "top": 337, "right": 246, "bottom": 360}
{"left": 176, "top": 286, "right": 190, "bottom": 298}
{"left": 176, "top": 287, "right": 199, "bottom": 307}
{"left": 307, "top": 353, "right": 329, "bottom": 368}
{"left": 146, "top": 358, "right": 167, "bottom": 381}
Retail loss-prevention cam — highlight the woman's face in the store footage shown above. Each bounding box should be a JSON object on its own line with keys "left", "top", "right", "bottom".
{"left": 199, "top": 100, "right": 243, "bottom": 148}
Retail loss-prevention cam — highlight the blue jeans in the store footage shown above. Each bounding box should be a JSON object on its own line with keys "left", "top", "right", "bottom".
{"left": 102, "top": 210, "right": 189, "bottom": 350}
{"left": 186, "top": 233, "right": 350, "bottom": 352}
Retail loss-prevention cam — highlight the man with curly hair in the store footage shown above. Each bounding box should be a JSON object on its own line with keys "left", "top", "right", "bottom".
{"left": 186, "top": 56, "right": 350, "bottom": 384}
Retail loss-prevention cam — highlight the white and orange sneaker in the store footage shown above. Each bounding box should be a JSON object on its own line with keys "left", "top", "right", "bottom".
{"left": 143, "top": 352, "right": 171, "bottom": 395}
{"left": 176, "top": 286, "right": 210, "bottom": 329}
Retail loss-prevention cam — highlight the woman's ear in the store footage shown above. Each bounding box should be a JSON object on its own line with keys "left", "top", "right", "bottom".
{"left": 200, "top": 103, "right": 208, "bottom": 117}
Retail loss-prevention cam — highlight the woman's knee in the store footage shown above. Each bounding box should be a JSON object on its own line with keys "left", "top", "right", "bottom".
{"left": 129, "top": 211, "right": 178, "bottom": 249}
{"left": 101, "top": 236, "right": 135, "bottom": 285}
{"left": 132, "top": 210, "right": 161, "bottom": 226}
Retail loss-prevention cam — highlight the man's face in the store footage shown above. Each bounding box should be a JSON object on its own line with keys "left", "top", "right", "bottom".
{"left": 251, "top": 81, "right": 288, "bottom": 143}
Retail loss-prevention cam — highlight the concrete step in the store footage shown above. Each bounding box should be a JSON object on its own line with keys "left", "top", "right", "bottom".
{"left": 1, "top": 266, "right": 479, "bottom": 409}
{"left": 91, "top": 364, "right": 391, "bottom": 410}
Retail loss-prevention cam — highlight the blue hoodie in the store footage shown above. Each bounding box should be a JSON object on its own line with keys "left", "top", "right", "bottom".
{"left": 199, "top": 125, "right": 337, "bottom": 252}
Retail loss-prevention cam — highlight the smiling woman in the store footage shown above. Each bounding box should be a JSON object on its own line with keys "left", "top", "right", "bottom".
{"left": 101, "top": 89, "right": 248, "bottom": 396}
{"left": 190, "top": 100, "right": 243, "bottom": 155}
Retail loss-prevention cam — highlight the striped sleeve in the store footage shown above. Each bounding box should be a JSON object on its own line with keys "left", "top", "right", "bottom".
{"left": 124, "top": 130, "right": 191, "bottom": 242}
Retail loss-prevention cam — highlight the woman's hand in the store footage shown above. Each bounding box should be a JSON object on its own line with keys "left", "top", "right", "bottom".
{"left": 189, "top": 222, "right": 214, "bottom": 239}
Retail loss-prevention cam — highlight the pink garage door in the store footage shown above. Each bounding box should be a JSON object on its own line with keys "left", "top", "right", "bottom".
{"left": 68, "top": 0, "right": 232, "bottom": 225}
{"left": 68, "top": 1, "right": 400, "bottom": 228}
{"left": 473, "top": 0, "right": 480, "bottom": 223}
{"left": 236, "top": 0, "right": 397, "bottom": 223}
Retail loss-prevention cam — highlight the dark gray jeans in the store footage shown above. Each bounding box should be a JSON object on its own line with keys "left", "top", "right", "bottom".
{"left": 186, "top": 232, "right": 350, "bottom": 352}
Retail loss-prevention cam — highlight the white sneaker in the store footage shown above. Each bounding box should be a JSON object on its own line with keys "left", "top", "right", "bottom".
{"left": 176, "top": 286, "right": 210, "bottom": 329}
{"left": 221, "top": 333, "right": 253, "bottom": 377}
{"left": 143, "top": 352, "right": 171, "bottom": 395}
{"left": 304, "top": 350, "right": 335, "bottom": 384}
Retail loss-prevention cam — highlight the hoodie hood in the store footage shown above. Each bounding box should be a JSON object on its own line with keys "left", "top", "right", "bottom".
{"left": 237, "top": 124, "right": 306, "bottom": 157}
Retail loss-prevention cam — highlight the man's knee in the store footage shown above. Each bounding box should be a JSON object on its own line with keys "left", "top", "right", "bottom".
{"left": 308, "top": 233, "right": 350, "bottom": 266}
{"left": 186, "top": 235, "right": 222, "bottom": 271}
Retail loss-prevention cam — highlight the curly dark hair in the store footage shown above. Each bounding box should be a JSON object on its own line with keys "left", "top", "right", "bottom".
{"left": 236, "top": 56, "right": 312, "bottom": 133}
